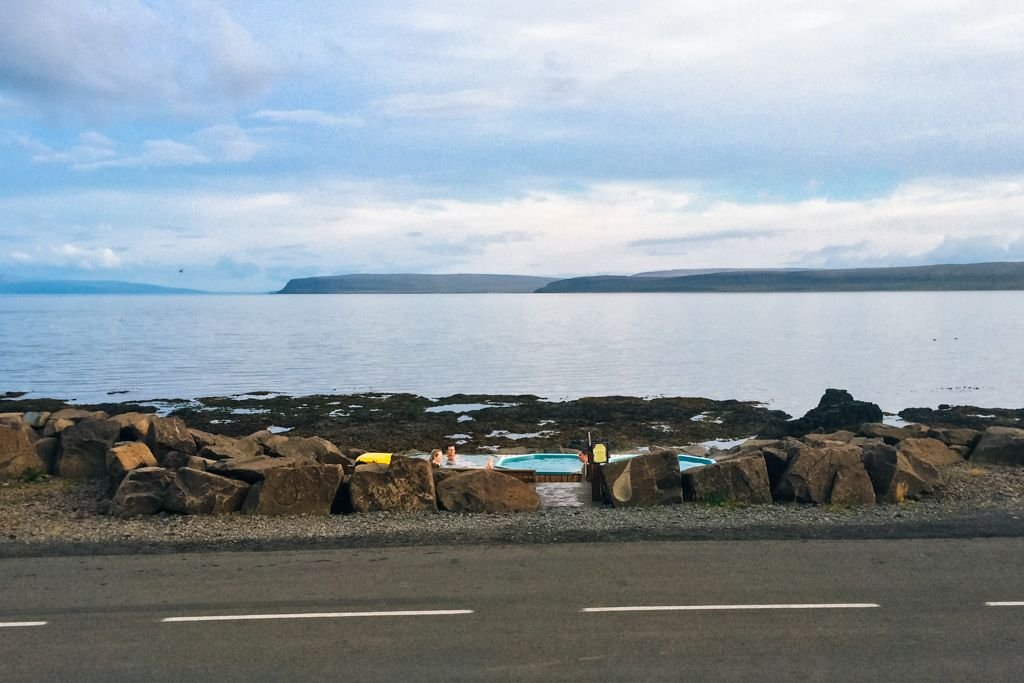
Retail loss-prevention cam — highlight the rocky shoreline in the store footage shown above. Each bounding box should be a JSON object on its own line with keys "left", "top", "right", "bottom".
{"left": 2, "top": 388, "right": 1024, "bottom": 558}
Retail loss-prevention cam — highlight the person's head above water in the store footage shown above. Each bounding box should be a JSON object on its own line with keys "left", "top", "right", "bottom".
{"left": 446, "top": 445, "right": 456, "bottom": 462}
{"left": 430, "top": 449, "right": 442, "bottom": 465}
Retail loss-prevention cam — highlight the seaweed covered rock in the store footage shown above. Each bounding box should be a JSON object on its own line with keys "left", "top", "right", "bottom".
{"left": 599, "top": 450, "right": 682, "bottom": 508}
{"left": 349, "top": 456, "right": 437, "bottom": 513}
{"left": 787, "top": 389, "right": 883, "bottom": 436}
{"left": 436, "top": 470, "right": 541, "bottom": 513}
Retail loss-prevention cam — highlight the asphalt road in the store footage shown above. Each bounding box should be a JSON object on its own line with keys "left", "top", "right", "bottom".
{"left": 2, "top": 539, "right": 1023, "bottom": 681}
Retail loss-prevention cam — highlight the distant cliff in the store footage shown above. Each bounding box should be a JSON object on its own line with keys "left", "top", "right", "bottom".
{"left": 0, "top": 280, "right": 204, "bottom": 295}
{"left": 536, "top": 262, "right": 1024, "bottom": 293}
{"left": 278, "top": 273, "right": 557, "bottom": 294}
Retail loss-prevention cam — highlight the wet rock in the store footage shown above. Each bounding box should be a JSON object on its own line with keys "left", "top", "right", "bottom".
{"left": 896, "top": 438, "right": 962, "bottom": 468}
{"left": 599, "top": 450, "right": 682, "bottom": 508}
{"left": 164, "top": 467, "right": 250, "bottom": 515}
{"left": 58, "top": 419, "right": 120, "bottom": 479}
{"left": 106, "top": 442, "right": 158, "bottom": 488}
{"left": 146, "top": 417, "right": 196, "bottom": 458}
{"left": 682, "top": 455, "right": 772, "bottom": 504}
{"left": 773, "top": 442, "right": 870, "bottom": 504}
{"left": 970, "top": 427, "right": 1024, "bottom": 466}
{"left": 861, "top": 441, "right": 939, "bottom": 503}
{"left": 109, "top": 467, "right": 173, "bottom": 518}
{"left": 241, "top": 462, "right": 344, "bottom": 516}
{"left": 349, "top": 456, "right": 437, "bottom": 513}
{"left": 0, "top": 421, "right": 46, "bottom": 479}
{"left": 436, "top": 470, "right": 541, "bottom": 513}
{"left": 788, "top": 389, "right": 883, "bottom": 435}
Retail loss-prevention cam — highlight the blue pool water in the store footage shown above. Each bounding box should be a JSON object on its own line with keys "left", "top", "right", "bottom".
{"left": 495, "top": 453, "right": 716, "bottom": 476}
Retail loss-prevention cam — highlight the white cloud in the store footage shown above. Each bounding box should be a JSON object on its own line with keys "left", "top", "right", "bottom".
{"left": 51, "top": 244, "right": 122, "bottom": 269}
{"left": 250, "top": 109, "right": 364, "bottom": 128}
{"left": 0, "top": 0, "right": 271, "bottom": 118}
{"left": 375, "top": 89, "right": 519, "bottom": 117}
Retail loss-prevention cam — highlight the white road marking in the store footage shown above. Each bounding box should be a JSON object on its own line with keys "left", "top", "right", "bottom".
{"left": 986, "top": 602, "right": 1024, "bottom": 607}
{"left": 161, "top": 609, "right": 474, "bottom": 623}
{"left": 0, "top": 621, "right": 47, "bottom": 628}
{"left": 582, "top": 603, "right": 879, "bottom": 613}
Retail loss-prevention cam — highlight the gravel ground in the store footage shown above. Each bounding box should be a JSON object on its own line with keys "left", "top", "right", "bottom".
{"left": 2, "top": 463, "right": 1023, "bottom": 558}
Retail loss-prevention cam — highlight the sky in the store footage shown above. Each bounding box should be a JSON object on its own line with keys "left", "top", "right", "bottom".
{"left": 1, "top": 0, "right": 1023, "bottom": 292}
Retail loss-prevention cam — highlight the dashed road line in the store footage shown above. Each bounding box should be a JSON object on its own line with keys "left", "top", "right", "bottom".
{"left": 985, "top": 602, "right": 1024, "bottom": 607}
{"left": 582, "top": 603, "right": 880, "bottom": 613}
{"left": 0, "top": 621, "right": 47, "bottom": 628}
{"left": 161, "top": 609, "right": 474, "bottom": 623}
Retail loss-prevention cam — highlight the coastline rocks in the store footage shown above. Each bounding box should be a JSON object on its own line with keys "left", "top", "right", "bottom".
{"left": 165, "top": 468, "right": 250, "bottom": 515}
{"left": 970, "top": 427, "right": 1024, "bottom": 466}
{"left": 773, "top": 442, "right": 874, "bottom": 505}
{"left": 241, "top": 463, "right": 344, "bottom": 516}
{"left": 146, "top": 417, "right": 196, "bottom": 459}
{"left": 436, "top": 470, "right": 541, "bottom": 513}
{"left": 861, "top": 441, "right": 939, "bottom": 503}
{"left": 106, "top": 442, "right": 158, "bottom": 488}
{"left": 109, "top": 467, "right": 173, "bottom": 518}
{"left": 0, "top": 421, "right": 46, "bottom": 479}
{"left": 682, "top": 455, "right": 772, "bottom": 504}
{"left": 191, "top": 429, "right": 262, "bottom": 461}
{"left": 858, "top": 423, "right": 930, "bottom": 445}
{"left": 927, "top": 427, "right": 981, "bottom": 450}
{"left": 599, "top": 450, "right": 682, "bottom": 508}
{"left": 23, "top": 411, "right": 50, "bottom": 429}
{"left": 349, "top": 456, "right": 437, "bottom": 513}
{"left": 208, "top": 456, "right": 310, "bottom": 484}
{"left": 110, "top": 412, "right": 155, "bottom": 441}
{"left": 58, "top": 418, "right": 120, "bottom": 479}
{"left": 34, "top": 437, "right": 60, "bottom": 474}
{"left": 896, "top": 438, "right": 963, "bottom": 468}
{"left": 788, "top": 389, "right": 883, "bottom": 435}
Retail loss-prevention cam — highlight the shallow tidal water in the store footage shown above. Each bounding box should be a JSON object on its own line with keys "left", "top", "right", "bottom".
{"left": 1, "top": 291, "right": 1022, "bottom": 416}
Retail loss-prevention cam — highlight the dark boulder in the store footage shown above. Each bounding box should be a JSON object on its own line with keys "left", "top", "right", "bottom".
{"left": 970, "top": 427, "right": 1024, "bottom": 466}
{"left": 110, "top": 412, "right": 155, "bottom": 442}
{"left": 859, "top": 423, "right": 930, "bottom": 445}
{"left": 34, "top": 437, "right": 60, "bottom": 475}
{"left": 207, "top": 455, "right": 309, "bottom": 484}
{"left": 926, "top": 427, "right": 982, "bottom": 450}
{"left": 146, "top": 417, "right": 196, "bottom": 458}
{"left": 58, "top": 419, "right": 120, "bottom": 479}
{"left": 436, "top": 470, "right": 541, "bottom": 513}
{"left": 861, "top": 441, "right": 939, "bottom": 503}
{"left": 240, "top": 463, "right": 344, "bottom": 516}
{"left": 109, "top": 467, "right": 173, "bottom": 518}
{"left": 787, "top": 389, "right": 883, "bottom": 436}
{"left": 599, "top": 450, "right": 682, "bottom": 508}
{"left": 164, "top": 468, "right": 250, "bottom": 514}
{"left": 773, "top": 442, "right": 872, "bottom": 504}
{"left": 682, "top": 455, "right": 772, "bottom": 504}
{"left": 349, "top": 456, "right": 437, "bottom": 513}
{"left": 828, "top": 463, "right": 876, "bottom": 505}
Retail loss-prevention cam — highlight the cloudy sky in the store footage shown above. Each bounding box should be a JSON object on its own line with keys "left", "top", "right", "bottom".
{"left": 1, "top": 0, "right": 1023, "bottom": 291}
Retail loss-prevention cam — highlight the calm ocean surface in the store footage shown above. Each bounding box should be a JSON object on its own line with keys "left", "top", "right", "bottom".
{"left": 1, "top": 291, "right": 1022, "bottom": 417}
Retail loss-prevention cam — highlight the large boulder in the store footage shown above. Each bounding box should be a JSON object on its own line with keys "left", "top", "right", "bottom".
{"left": 50, "top": 408, "right": 107, "bottom": 422}
{"left": 599, "top": 450, "right": 682, "bottom": 508}
{"left": 146, "top": 417, "right": 196, "bottom": 459}
{"left": 788, "top": 389, "right": 883, "bottom": 435}
{"left": 896, "top": 438, "right": 962, "bottom": 468}
{"left": 349, "top": 456, "right": 437, "bottom": 513}
{"left": 106, "top": 442, "right": 158, "bottom": 488}
{"left": 164, "top": 468, "right": 251, "bottom": 515}
{"left": 108, "top": 467, "right": 173, "bottom": 518}
{"left": 58, "top": 418, "right": 120, "bottom": 479}
{"left": 42, "top": 418, "right": 75, "bottom": 437}
{"left": 436, "top": 470, "right": 541, "bottom": 513}
{"left": 34, "top": 437, "right": 60, "bottom": 474}
{"left": 240, "top": 462, "right": 344, "bottom": 516}
{"left": 0, "top": 421, "right": 46, "bottom": 479}
{"left": 261, "top": 435, "right": 345, "bottom": 463}
{"left": 773, "top": 442, "right": 873, "bottom": 504}
{"left": 861, "top": 441, "right": 939, "bottom": 503}
{"left": 970, "top": 427, "right": 1024, "bottom": 466}
{"left": 23, "top": 411, "right": 50, "bottom": 429}
{"left": 828, "top": 463, "right": 876, "bottom": 505}
{"left": 682, "top": 455, "right": 772, "bottom": 504}
{"left": 927, "top": 427, "right": 982, "bottom": 450}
